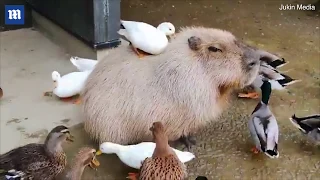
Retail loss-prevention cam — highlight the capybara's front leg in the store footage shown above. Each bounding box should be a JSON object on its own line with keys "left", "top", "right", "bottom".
{"left": 179, "top": 135, "right": 196, "bottom": 151}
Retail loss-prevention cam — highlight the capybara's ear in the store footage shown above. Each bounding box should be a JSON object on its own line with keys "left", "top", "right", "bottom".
{"left": 188, "top": 36, "right": 202, "bottom": 51}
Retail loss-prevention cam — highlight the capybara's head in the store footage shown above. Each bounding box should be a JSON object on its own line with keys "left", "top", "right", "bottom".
{"left": 182, "top": 27, "right": 260, "bottom": 89}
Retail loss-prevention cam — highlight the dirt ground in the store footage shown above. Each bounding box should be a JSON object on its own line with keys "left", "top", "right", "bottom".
{"left": 1, "top": 0, "right": 319, "bottom": 179}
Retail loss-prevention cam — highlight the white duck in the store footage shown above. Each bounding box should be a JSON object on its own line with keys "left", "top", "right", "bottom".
{"left": 239, "top": 51, "right": 300, "bottom": 99}
{"left": 248, "top": 80, "right": 280, "bottom": 158}
{"left": 51, "top": 70, "right": 91, "bottom": 104}
{"left": 70, "top": 56, "right": 98, "bottom": 72}
{"left": 95, "top": 142, "right": 195, "bottom": 169}
{"left": 118, "top": 20, "right": 175, "bottom": 58}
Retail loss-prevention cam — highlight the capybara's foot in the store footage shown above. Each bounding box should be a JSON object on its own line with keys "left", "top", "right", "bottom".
{"left": 126, "top": 172, "right": 139, "bottom": 180}
{"left": 238, "top": 92, "right": 259, "bottom": 99}
{"left": 179, "top": 135, "right": 196, "bottom": 151}
{"left": 188, "top": 36, "right": 202, "bottom": 51}
{"left": 251, "top": 147, "right": 260, "bottom": 154}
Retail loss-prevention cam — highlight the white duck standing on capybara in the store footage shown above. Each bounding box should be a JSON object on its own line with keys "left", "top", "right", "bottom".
{"left": 81, "top": 26, "right": 263, "bottom": 150}
{"left": 118, "top": 20, "right": 175, "bottom": 59}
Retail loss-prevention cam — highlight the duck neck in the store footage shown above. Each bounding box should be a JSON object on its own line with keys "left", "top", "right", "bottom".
{"left": 261, "top": 82, "right": 271, "bottom": 105}
{"left": 105, "top": 143, "right": 124, "bottom": 154}
{"left": 67, "top": 162, "right": 86, "bottom": 180}
{"left": 44, "top": 137, "right": 64, "bottom": 158}
{"left": 156, "top": 25, "right": 167, "bottom": 35}
{"left": 153, "top": 133, "right": 171, "bottom": 157}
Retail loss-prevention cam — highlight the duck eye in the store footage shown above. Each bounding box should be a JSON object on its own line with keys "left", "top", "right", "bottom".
{"left": 208, "top": 46, "right": 221, "bottom": 52}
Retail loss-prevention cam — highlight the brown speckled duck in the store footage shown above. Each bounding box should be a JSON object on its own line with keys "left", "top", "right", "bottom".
{"left": 0, "top": 125, "right": 74, "bottom": 180}
{"left": 58, "top": 147, "right": 100, "bottom": 180}
{"left": 127, "top": 121, "right": 187, "bottom": 180}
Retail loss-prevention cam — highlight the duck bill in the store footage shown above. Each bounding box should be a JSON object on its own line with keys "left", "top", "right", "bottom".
{"left": 89, "top": 156, "right": 100, "bottom": 169}
{"left": 95, "top": 150, "right": 102, "bottom": 156}
{"left": 66, "top": 133, "right": 74, "bottom": 142}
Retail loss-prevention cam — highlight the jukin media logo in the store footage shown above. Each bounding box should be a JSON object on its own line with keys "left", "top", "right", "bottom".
{"left": 5, "top": 5, "right": 25, "bottom": 25}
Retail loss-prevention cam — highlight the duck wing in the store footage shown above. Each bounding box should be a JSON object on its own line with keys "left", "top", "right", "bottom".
{"left": 139, "top": 155, "right": 187, "bottom": 180}
{"left": 249, "top": 116, "right": 267, "bottom": 151}
{"left": 0, "top": 144, "right": 64, "bottom": 179}
{"left": 265, "top": 115, "right": 279, "bottom": 152}
{"left": 119, "top": 20, "right": 156, "bottom": 40}
{"left": 0, "top": 144, "right": 44, "bottom": 170}
{"left": 299, "top": 115, "right": 320, "bottom": 129}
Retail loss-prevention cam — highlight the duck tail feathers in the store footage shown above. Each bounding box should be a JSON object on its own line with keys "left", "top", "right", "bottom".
{"left": 269, "top": 58, "right": 288, "bottom": 68}
{"left": 180, "top": 152, "right": 195, "bottom": 163}
{"left": 289, "top": 114, "right": 308, "bottom": 133}
{"left": 51, "top": 71, "right": 61, "bottom": 81}
{"left": 276, "top": 73, "right": 301, "bottom": 87}
{"left": 265, "top": 150, "right": 279, "bottom": 158}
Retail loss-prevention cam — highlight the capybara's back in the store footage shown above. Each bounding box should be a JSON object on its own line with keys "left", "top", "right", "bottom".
{"left": 82, "top": 26, "right": 261, "bottom": 144}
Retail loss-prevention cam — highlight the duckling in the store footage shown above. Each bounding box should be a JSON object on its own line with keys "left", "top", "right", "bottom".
{"left": 118, "top": 20, "right": 175, "bottom": 59}
{"left": 248, "top": 80, "right": 280, "bottom": 158}
{"left": 49, "top": 70, "right": 91, "bottom": 104}
{"left": 238, "top": 54, "right": 300, "bottom": 99}
{"left": 127, "top": 122, "right": 187, "bottom": 180}
{"left": 289, "top": 114, "right": 320, "bottom": 144}
{"left": 96, "top": 141, "right": 195, "bottom": 169}
{"left": 0, "top": 125, "right": 74, "bottom": 180}
{"left": 58, "top": 147, "right": 100, "bottom": 180}
{"left": 70, "top": 56, "right": 97, "bottom": 72}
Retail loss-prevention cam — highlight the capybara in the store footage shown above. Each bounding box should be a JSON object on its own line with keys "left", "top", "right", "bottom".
{"left": 82, "top": 26, "right": 261, "bottom": 148}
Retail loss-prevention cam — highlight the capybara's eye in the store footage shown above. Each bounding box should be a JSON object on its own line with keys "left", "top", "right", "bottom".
{"left": 208, "top": 46, "right": 221, "bottom": 52}
{"left": 249, "top": 62, "right": 256, "bottom": 67}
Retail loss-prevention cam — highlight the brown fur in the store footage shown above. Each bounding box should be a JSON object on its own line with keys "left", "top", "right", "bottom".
{"left": 82, "top": 26, "right": 260, "bottom": 145}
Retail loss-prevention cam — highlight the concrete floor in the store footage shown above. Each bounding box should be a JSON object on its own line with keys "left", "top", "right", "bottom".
{"left": 1, "top": 0, "right": 320, "bottom": 179}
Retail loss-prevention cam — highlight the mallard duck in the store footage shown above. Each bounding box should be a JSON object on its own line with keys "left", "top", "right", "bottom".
{"left": 57, "top": 147, "right": 100, "bottom": 180}
{"left": 70, "top": 56, "right": 97, "bottom": 72}
{"left": 0, "top": 125, "right": 74, "bottom": 180}
{"left": 96, "top": 141, "right": 195, "bottom": 169}
{"left": 118, "top": 20, "right": 175, "bottom": 58}
{"left": 239, "top": 52, "right": 300, "bottom": 99}
{"left": 248, "top": 80, "right": 280, "bottom": 158}
{"left": 289, "top": 114, "right": 320, "bottom": 144}
{"left": 49, "top": 70, "right": 91, "bottom": 104}
{"left": 127, "top": 122, "right": 187, "bottom": 180}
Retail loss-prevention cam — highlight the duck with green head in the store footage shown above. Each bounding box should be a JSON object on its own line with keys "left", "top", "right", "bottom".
{"left": 248, "top": 79, "right": 280, "bottom": 158}
{"left": 0, "top": 125, "right": 74, "bottom": 180}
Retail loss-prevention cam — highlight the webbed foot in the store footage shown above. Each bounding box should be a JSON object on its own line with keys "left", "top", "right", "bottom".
{"left": 126, "top": 172, "right": 139, "bottom": 180}
{"left": 238, "top": 92, "right": 259, "bottom": 99}
{"left": 251, "top": 147, "right": 260, "bottom": 154}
